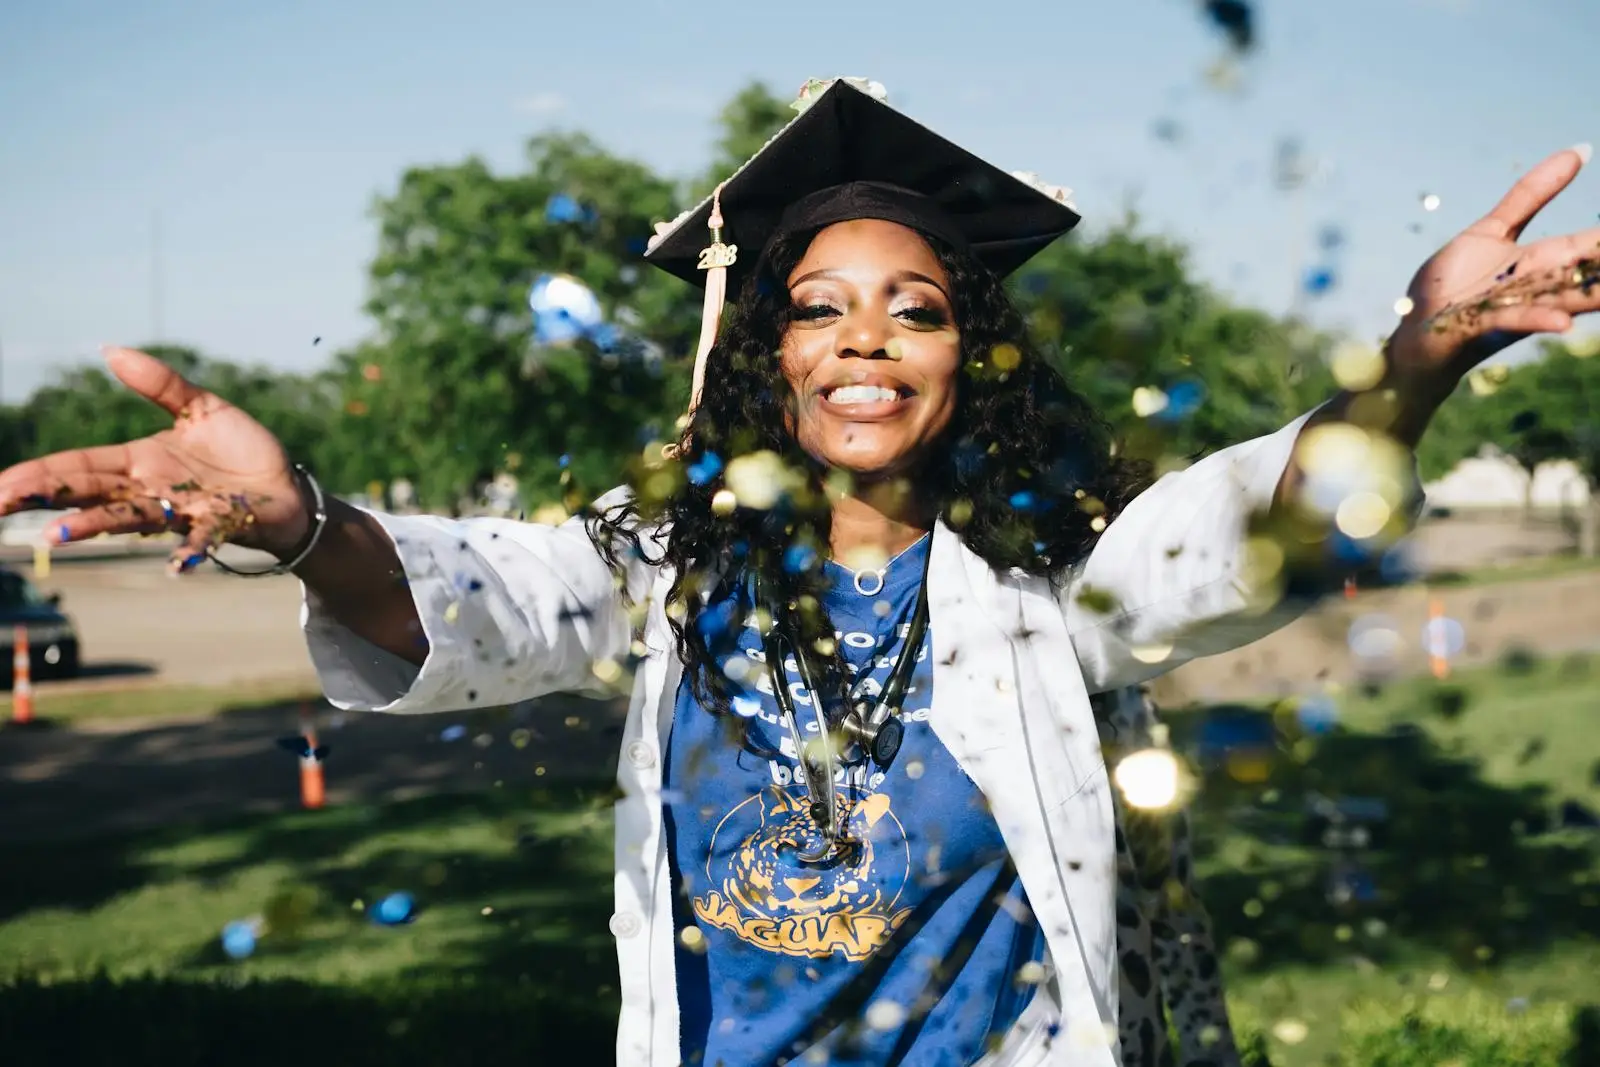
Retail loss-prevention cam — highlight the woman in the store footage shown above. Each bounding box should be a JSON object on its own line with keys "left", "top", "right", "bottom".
{"left": 2, "top": 79, "right": 1595, "bottom": 1066}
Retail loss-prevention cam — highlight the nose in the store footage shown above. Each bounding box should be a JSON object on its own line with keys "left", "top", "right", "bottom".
{"left": 834, "top": 307, "right": 891, "bottom": 360}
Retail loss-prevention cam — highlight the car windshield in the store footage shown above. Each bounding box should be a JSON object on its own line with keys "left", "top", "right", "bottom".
{"left": 0, "top": 572, "right": 48, "bottom": 609}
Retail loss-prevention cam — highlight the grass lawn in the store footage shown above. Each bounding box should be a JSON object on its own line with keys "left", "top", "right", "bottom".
{"left": 1430, "top": 550, "right": 1600, "bottom": 589}
{"left": 2, "top": 657, "right": 1597, "bottom": 1064}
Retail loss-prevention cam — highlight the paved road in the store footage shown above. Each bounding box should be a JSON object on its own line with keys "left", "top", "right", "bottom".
{"left": 22, "top": 552, "right": 316, "bottom": 692}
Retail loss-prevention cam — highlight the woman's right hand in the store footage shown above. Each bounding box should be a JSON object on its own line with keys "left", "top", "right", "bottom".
{"left": 0, "top": 346, "right": 311, "bottom": 573}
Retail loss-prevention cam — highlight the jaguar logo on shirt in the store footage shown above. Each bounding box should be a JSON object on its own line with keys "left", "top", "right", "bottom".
{"left": 693, "top": 785, "right": 913, "bottom": 961}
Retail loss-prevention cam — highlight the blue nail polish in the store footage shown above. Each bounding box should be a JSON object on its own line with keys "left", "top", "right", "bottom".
{"left": 179, "top": 551, "right": 206, "bottom": 573}
{"left": 57, "top": 524, "right": 71, "bottom": 544}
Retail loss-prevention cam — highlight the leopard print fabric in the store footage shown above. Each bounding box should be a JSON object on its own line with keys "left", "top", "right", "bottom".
{"left": 1092, "top": 686, "right": 1243, "bottom": 1067}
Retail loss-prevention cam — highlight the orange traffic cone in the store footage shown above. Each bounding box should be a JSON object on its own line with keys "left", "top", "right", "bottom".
{"left": 1427, "top": 597, "right": 1450, "bottom": 680}
{"left": 11, "top": 626, "right": 33, "bottom": 725}
{"left": 300, "top": 706, "right": 326, "bottom": 809}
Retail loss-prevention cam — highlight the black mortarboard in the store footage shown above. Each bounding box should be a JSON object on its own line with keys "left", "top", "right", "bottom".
{"left": 645, "top": 78, "right": 1081, "bottom": 291}
{"left": 644, "top": 77, "right": 1082, "bottom": 409}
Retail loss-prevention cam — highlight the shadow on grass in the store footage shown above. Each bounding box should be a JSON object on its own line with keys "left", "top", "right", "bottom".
{"left": 1175, "top": 711, "right": 1600, "bottom": 973}
{"left": 0, "top": 971, "right": 616, "bottom": 1066}
{"left": 0, "top": 690, "right": 626, "bottom": 845}
{"left": 0, "top": 784, "right": 624, "bottom": 1061}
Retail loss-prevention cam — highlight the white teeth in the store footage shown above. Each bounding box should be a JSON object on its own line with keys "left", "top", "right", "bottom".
{"left": 826, "top": 385, "right": 899, "bottom": 404}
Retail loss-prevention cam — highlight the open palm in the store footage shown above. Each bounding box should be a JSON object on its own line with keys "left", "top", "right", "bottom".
{"left": 1393, "top": 145, "right": 1599, "bottom": 378}
{"left": 0, "top": 348, "right": 307, "bottom": 568}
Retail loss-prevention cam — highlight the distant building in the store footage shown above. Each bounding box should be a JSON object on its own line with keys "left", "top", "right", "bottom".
{"left": 1423, "top": 450, "right": 1591, "bottom": 510}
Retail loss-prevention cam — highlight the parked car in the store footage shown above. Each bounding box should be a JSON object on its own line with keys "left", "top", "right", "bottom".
{"left": 0, "top": 567, "right": 80, "bottom": 681}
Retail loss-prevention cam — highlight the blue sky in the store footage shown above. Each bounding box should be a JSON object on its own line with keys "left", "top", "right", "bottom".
{"left": 1, "top": 0, "right": 1596, "bottom": 402}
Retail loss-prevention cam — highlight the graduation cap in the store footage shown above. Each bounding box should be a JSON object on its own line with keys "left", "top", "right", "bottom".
{"left": 643, "top": 77, "right": 1083, "bottom": 409}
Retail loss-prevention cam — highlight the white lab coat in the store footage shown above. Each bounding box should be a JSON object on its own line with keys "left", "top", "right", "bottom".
{"left": 299, "top": 409, "right": 1388, "bottom": 1066}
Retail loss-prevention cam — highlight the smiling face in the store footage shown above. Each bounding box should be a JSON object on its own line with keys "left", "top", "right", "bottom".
{"left": 781, "top": 219, "right": 962, "bottom": 480}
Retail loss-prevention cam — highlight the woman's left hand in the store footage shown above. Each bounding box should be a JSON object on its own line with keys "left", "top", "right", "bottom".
{"left": 1389, "top": 144, "right": 1598, "bottom": 389}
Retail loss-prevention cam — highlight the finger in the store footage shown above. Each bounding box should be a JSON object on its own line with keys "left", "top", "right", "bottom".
{"left": 1480, "top": 305, "right": 1576, "bottom": 336}
{"left": 167, "top": 517, "right": 222, "bottom": 576}
{"left": 103, "top": 346, "right": 213, "bottom": 419}
{"left": 52, "top": 501, "right": 174, "bottom": 545}
{"left": 0, "top": 459, "right": 139, "bottom": 514}
{"left": 1469, "top": 144, "right": 1591, "bottom": 242}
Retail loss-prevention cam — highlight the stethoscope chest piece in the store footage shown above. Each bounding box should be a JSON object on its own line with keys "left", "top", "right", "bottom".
{"left": 870, "top": 716, "right": 905, "bottom": 767}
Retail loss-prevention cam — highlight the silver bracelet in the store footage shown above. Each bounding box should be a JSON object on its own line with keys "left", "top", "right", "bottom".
{"left": 207, "top": 465, "right": 329, "bottom": 578}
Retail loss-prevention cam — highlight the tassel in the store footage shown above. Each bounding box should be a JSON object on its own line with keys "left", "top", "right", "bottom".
{"left": 689, "top": 182, "right": 737, "bottom": 412}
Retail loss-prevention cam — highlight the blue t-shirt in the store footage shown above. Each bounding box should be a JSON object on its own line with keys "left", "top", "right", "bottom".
{"left": 663, "top": 535, "right": 1046, "bottom": 1067}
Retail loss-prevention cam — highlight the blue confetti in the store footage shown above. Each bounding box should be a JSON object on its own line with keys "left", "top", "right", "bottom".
{"left": 1157, "top": 378, "right": 1206, "bottom": 421}
{"left": 1302, "top": 266, "right": 1337, "bottom": 296}
{"left": 544, "top": 193, "right": 597, "bottom": 226}
{"left": 687, "top": 452, "right": 724, "bottom": 486}
{"left": 221, "top": 920, "right": 258, "bottom": 960}
{"left": 783, "top": 543, "right": 819, "bottom": 574}
{"left": 440, "top": 724, "right": 467, "bottom": 742}
{"left": 1009, "top": 491, "right": 1037, "bottom": 511}
{"left": 370, "top": 892, "right": 417, "bottom": 927}
{"left": 529, "top": 273, "right": 603, "bottom": 347}
{"left": 558, "top": 454, "right": 571, "bottom": 469}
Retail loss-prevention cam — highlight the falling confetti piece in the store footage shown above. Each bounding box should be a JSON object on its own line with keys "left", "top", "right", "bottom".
{"left": 1421, "top": 193, "right": 1441, "bottom": 212}
{"left": 1302, "top": 265, "right": 1337, "bottom": 296}
{"left": 1201, "top": 0, "right": 1255, "bottom": 52}
{"left": 1113, "top": 749, "right": 1182, "bottom": 810}
{"left": 1271, "top": 1019, "right": 1309, "bottom": 1045}
{"left": 1393, "top": 296, "right": 1415, "bottom": 316}
{"left": 370, "top": 892, "right": 417, "bottom": 926}
{"left": 864, "top": 1000, "right": 908, "bottom": 1031}
{"left": 529, "top": 273, "right": 604, "bottom": 347}
{"left": 32, "top": 544, "right": 49, "bottom": 579}
{"left": 1330, "top": 342, "right": 1387, "bottom": 391}
{"left": 440, "top": 724, "right": 467, "bottom": 742}
{"left": 220, "top": 918, "right": 261, "bottom": 960}
{"left": 1421, "top": 615, "right": 1466, "bottom": 659}
{"left": 1347, "top": 614, "right": 1403, "bottom": 662}
{"left": 1131, "top": 386, "right": 1169, "bottom": 417}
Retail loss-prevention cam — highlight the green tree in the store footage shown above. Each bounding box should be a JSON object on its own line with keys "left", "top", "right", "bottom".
{"left": 698, "top": 81, "right": 794, "bottom": 194}
{"left": 1010, "top": 220, "right": 1335, "bottom": 466}
{"left": 360, "top": 134, "right": 699, "bottom": 508}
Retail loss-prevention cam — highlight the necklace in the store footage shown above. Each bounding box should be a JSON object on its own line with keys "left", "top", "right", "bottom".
{"left": 835, "top": 532, "right": 931, "bottom": 597}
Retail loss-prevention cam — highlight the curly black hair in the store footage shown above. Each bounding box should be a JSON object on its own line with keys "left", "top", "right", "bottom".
{"left": 588, "top": 227, "right": 1151, "bottom": 719}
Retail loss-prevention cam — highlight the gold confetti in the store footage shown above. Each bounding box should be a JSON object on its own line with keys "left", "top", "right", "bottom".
{"left": 32, "top": 544, "right": 50, "bottom": 579}
{"left": 1331, "top": 342, "right": 1387, "bottom": 391}
{"left": 443, "top": 601, "right": 461, "bottom": 624}
{"left": 711, "top": 489, "right": 737, "bottom": 516}
{"left": 1113, "top": 749, "right": 1183, "bottom": 811}
{"left": 1271, "top": 1019, "right": 1309, "bottom": 1045}
{"left": 1335, "top": 491, "right": 1393, "bottom": 539}
{"left": 1131, "top": 386, "right": 1169, "bottom": 417}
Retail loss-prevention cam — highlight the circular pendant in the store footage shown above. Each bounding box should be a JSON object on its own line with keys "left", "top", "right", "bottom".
{"left": 871, "top": 717, "right": 904, "bottom": 767}
{"left": 853, "top": 568, "right": 886, "bottom": 596}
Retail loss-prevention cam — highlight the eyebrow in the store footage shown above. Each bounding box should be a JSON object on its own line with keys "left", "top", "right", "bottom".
{"left": 789, "top": 268, "right": 950, "bottom": 298}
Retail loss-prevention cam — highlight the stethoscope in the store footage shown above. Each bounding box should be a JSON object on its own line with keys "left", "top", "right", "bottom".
{"left": 756, "top": 546, "right": 931, "bottom": 863}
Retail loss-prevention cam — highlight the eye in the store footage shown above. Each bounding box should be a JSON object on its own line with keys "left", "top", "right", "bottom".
{"left": 793, "top": 302, "right": 841, "bottom": 321}
{"left": 896, "top": 306, "right": 948, "bottom": 328}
